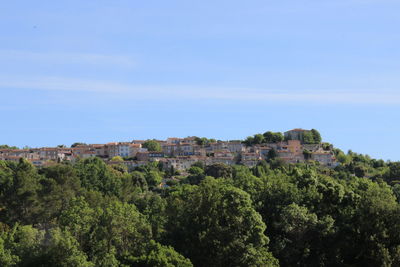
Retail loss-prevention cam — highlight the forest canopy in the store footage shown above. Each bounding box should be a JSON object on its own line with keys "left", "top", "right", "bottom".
{"left": 1, "top": 150, "right": 400, "bottom": 266}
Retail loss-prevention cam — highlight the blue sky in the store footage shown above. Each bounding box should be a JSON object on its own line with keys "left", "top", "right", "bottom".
{"left": 1, "top": 0, "right": 400, "bottom": 160}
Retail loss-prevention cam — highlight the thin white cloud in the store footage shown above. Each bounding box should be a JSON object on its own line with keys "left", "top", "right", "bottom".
{"left": 0, "top": 76, "right": 131, "bottom": 93}
{"left": 1, "top": 75, "right": 400, "bottom": 105}
{"left": 0, "top": 50, "right": 135, "bottom": 67}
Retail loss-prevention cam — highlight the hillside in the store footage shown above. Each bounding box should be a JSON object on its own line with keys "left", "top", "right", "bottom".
{"left": 1, "top": 131, "right": 400, "bottom": 266}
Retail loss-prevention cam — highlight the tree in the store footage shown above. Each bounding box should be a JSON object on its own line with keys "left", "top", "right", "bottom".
{"left": 336, "top": 151, "right": 350, "bottom": 164}
{"left": 132, "top": 171, "right": 149, "bottom": 189}
{"left": 392, "top": 184, "right": 400, "bottom": 202}
{"left": 60, "top": 197, "right": 156, "bottom": 266}
{"left": 263, "top": 131, "right": 284, "bottom": 143}
{"left": 231, "top": 165, "right": 263, "bottom": 203}
{"left": 0, "top": 225, "right": 93, "bottom": 267}
{"left": 194, "top": 137, "right": 216, "bottom": 146}
{"left": 354, "top": 163, "right": 367, "bottom": 177}
{"left": 37, "top": 164, "right": 82, "bottom": 222}
{"left": 0, "top": 235, "right": 18, "bottom": 266}
{"left": 38, "top": 228, "right": 94, "bottom": 267}
{"left": 71, "top": 143, "right": 87, "bottom": 148}
{"left": 271, "top": 204, "right": 335, "bottom": 266}
{"left": 143, "top": 140, "right": 162, "bottom": 152}
{"left": 302, "top": 129, "right": 322, "bottom": 144}
{"left": 110, "top": 156, "right": 124, "bottom": 162}
{"left": 145, "top": 170, "right": 163, "bottom": 188}
{"left": 165, "top": 178, "right": 278, "bottom": 267}
{"left": 0, "top": 159, "right": 41, "bottom": 224}
{"left": 386, "top": 162, "right": 400, "bottom": 183}
{"left": 185, "top": 166, "right": 206, "bottom": 185}
{"left": 267, "top": 148, "right": 278, "bottom": 161}
{"left": 75, "top": 157, "right": 122, "bottom": 196}
{"left": 243, "top": 136, "right": 254, "bottom": 146}
{"left": 242, "top": 132, "right": 270, "bottom": 145}
{"left": 303, "top": 149, "right": 312, "bottom": 160}
{"left": 0, "top": 145, "right": 18, "bottom": 149}
{"left": 253, "top": 134, "right": 265, "bottom": 144}
{"left": 311, "top": 129, "right": 322, "bottom": 143}
{"left": 302, "top": 131, "right": 315, "bottom": 144}
{"left": 333, "top": 179, "right": 400, "bottom": 266}
{"left": 89, "top": 200, "right": 153, "bottom": 265}
{"left": 205, "top": 163, "right": 232, "bottom": 179}
{"left": 128, "top": 240, "right": 193, "bottom": 267}
{"left": 132, "top": 192, "right": 167, "bottom": 241}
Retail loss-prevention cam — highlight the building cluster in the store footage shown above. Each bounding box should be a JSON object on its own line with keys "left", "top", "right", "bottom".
{"left": 0, "top": 129, "right": 338, "bottom": 170}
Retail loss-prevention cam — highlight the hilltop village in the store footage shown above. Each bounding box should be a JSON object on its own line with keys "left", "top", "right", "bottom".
{"left": 0, "top": 129, "right": 338, "bottom": 170}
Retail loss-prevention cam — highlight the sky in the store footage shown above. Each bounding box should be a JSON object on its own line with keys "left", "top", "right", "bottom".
{"left": 1, "top": 0, "right": 400, "bottom": 160}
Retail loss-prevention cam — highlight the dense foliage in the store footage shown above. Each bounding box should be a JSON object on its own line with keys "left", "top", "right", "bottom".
{"left": 194, "top": 137, "right": 217, "bottom": 146}
{"left": 301, "top": 129, "right": 322, "bottom": 144}
{"left": 0, "top": 145, "right": 19, "bottom": 149}
{"left": 1, "top": 148, "right": 400, "bottom": 266}
{"left": 243, "top": 131, "right": 284, "bottom": 146}
{"left": 142, "top": 140, "right": 162, "bottom": 152}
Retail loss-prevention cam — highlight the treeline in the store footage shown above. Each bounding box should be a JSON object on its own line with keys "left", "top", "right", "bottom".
{"left": 243, "top": 129, "right": 322, "bottom": 146}
{"left": 0, "top": 145, "right": 19, "bottom": 149}
{"left": 1, "top": 150, "right": 400, "bottom": 266}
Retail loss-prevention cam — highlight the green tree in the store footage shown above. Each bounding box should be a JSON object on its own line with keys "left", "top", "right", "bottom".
{"left": 120, "top": 171, "right": 148, "bottom": 202}
{"left": 0, "top": 159, "right": 41, "bottom": 224}
{"left": 110, "top": 156, "right": 124, "bottom": 162}
{"left": 231, "top": 165, "right": 263, "bottom": 204}
{"left": 145, "top": 170, "right": 163, "bottom": 188}
{"left": 386, "top": 162, "right": 400, "bottom": 183}
{"left": 272, "top": 204, "right": 335, "bottom": 266}
{"left": 143, "top": 140, "right": 162, "bottom": 152}
{"left": 336, "top": 150, "right": 350, "bottom": 164}
{"left": 59, "top": 197, "right": 97, "bottom": 248}
{"left": 60, "top": 197, "right": 154, "bottom": 266}
{"left": 90, "top": 200, "right": 152, "bottom": 265}
{"left": 165, "top": 178, "right": 278, "bottom": 267}
{"left": 243, "top": 136, "right": 254, "bottom": 146}
{"left": 311, "top": 129, "right": 322, "bottom": 143}
{"left": 75, "top": 157, "right": 122, "bottom": 196}
{"left": 131, "top": 171, "right": 148, "bottom": 190}
{"left": 128, "top": 240, "right": 193, "bottom": 267}
{"left": 194, "top": 137, "right": 216, "bottom": 146}
{"left": 302, "top": 129, "right": 322, "bottom": 144}
{"left": 205, "top": 163, "right": 232, "bottom": 179}
{"left": 185, "top": 166, "right": 206, "bottom": 185}
{"left": 302, "top": 131, "right": 315, "bottom": 144}
{"left": 39, "top": 228, "right": 94, "bottom": 267}
{"left": 1, "top": 225, "right": 93, "bottom": 267}
{"left": 266, "top": 149, "right": 278, "bottom": 162}
{"left": 71, "top": 142, "right": 87, "bottom": 148}
{"left": 263, "top": 131, "right": 284, "bottom": 143}
{"left": 0, "top": 145, "right": 18, "bottom": 149}
{"left": 37, "top": 164, "right": 82, "bottom": 222}
{"left": 253, "top": 134, "right": 265, "bottom": 144}
{"left": 331, "top": 179, "right": 400, "bottom": 266}
{"left": 392, "top": 184, "right": 400, "bottom": 202}
{"left": 0, "top": 235, "right": 18, "bottom": 266}
{"left": 303, "top": 149, "right": 312, "bottom": 160}
{"left": 132, "top": 192, "right": 167, "bottom": 241}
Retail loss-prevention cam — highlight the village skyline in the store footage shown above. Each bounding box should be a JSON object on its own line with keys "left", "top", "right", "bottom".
{"left": 0, "top": 129, "right": 339, "bottom": 171}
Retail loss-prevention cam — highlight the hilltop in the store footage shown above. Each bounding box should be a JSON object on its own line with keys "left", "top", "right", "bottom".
{"left": 0, "top": 129, "right": 339, "bottom": 170}
{"left": 1, "top": 128, "right": 400, "bottom": 266}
